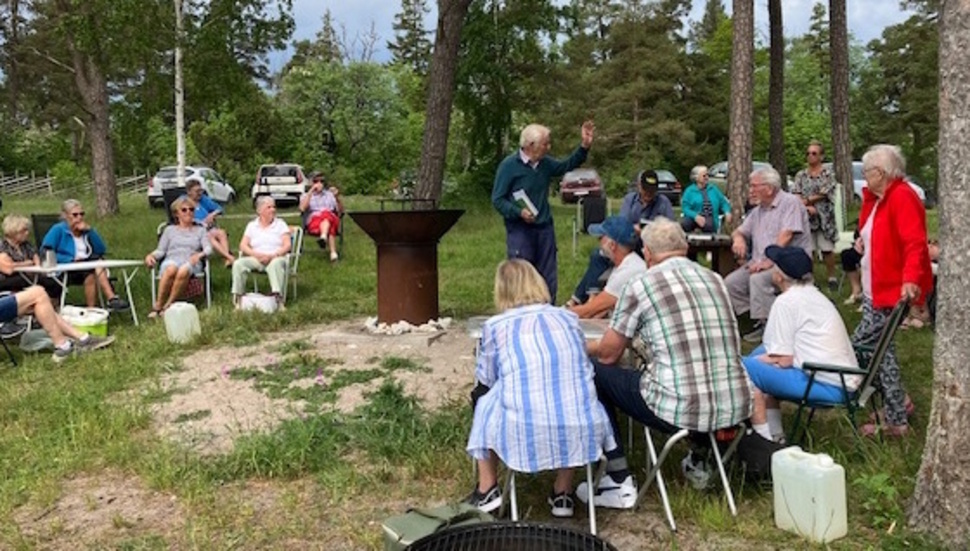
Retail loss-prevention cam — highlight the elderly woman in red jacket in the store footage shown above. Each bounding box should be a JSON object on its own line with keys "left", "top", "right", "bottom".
{"left": 855, "top": 144, "right": 933, "bottom": 437}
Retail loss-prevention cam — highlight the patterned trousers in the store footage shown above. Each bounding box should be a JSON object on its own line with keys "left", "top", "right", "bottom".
{"left": 852, "top": 298, "right": 908, "bottom": 426}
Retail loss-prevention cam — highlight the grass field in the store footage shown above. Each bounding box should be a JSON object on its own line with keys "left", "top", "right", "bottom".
{"left": 0, "top": 191, "right": 942, "bottom": 549}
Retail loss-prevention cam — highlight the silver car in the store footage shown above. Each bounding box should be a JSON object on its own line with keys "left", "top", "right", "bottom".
{"left": 826, "top": 161, "right": 926, "bottom": 204}
{"left": 148, "top": 166, "right": 237, "bottom": 208}
{"left": 706, "top": 161, "right": 793, "bottom": 191}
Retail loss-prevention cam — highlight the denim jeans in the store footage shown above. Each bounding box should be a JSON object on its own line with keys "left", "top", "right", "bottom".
{"left": 591, "top": 361, "right": 678, "bottom": 458}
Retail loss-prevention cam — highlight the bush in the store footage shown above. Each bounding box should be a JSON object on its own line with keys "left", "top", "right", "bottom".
{"left": 50, "top": 160, "right": 91, "bottom": 191}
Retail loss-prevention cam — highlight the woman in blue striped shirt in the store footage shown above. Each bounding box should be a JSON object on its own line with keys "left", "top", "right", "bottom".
{"left": 465, "top": 259, "right": 616, "bottom": 518}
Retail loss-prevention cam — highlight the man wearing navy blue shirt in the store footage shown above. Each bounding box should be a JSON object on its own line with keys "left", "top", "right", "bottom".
{"left": 566, "top": 170, "right": 675, "bottom": 307}
{"left": 491, "top": 121, "right": 595, "bottom": 301}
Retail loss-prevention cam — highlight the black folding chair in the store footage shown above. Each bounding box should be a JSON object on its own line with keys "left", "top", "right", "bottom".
{"left": 787, "top": 300, "right": 910, "bottom": 444}
{"left": 30, "top": 213, "right": 61, "bottom": 250}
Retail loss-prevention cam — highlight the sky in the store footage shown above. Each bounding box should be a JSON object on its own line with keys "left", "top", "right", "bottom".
{"left": 270, "top": 0, "right": 917, "bottom": 72}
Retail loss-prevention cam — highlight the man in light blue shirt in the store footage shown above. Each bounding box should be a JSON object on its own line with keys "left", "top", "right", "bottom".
{"left": 185, "top": 179, "right": 235, "bottom": 268}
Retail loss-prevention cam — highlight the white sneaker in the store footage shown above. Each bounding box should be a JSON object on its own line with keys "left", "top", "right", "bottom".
{"left": 576, "top": 474, "right": 637, "bottom": 509}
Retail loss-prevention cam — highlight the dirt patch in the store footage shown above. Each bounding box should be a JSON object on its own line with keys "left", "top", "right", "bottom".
{"left": 146, "top": 319, "right": 477, "bottom": 455}
{"left": 12, "top": 470, "right": 185, "bottom": 549}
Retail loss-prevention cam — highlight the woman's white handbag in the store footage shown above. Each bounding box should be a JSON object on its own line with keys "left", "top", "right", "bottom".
{"left": 240, "top": 293, "right": 278, "bottom": 313}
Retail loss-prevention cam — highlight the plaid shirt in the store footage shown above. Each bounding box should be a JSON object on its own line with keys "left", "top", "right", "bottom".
{"left": 610, "top": 257, "right": 753, "bottom": 432}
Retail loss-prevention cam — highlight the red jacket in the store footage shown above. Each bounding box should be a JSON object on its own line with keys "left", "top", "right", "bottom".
{"left": 860, "top": 178, "right": 933, "bottom": 308}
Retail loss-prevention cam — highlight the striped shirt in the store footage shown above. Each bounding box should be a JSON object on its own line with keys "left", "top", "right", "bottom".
{"left": 467, "top": 304, "right": 616, "bottom": 472}
{"left": 610, "top": 257, "right": 753, "bottom": 432}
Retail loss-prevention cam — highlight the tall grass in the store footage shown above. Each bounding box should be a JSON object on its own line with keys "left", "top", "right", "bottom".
{"left": 0, "top": 192, "right": 942, "bottom": 549}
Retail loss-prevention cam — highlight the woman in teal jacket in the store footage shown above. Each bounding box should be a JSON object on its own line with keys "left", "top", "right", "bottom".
{"left": 680, "top": 165, "right": 733, "bottom": 233}
{"left": 40, "top": 199, "right": 129, "bottom": 311}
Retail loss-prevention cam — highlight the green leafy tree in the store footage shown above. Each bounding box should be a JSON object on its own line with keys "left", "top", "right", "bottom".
{"left": 286, "top": 9, "right": 343, "bottom": 74}
{"left": 854, "top": 6, "right": 938, "bottom": 188}
{"left": 452, "top": 0, "right": 558, "bottom": 193}
{"left": 276, "top": 61, "right": 420, "bottom": 194}
{"left": 389, "top": 0, "right": 431, "bottom": 76}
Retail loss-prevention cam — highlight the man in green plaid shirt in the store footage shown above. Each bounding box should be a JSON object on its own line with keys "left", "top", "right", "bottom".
{"left": 577, "top": 218, "right": 753, "bottom": 510}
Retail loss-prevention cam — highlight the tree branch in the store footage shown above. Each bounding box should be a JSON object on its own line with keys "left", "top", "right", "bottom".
{"left": 28, "top": 46, "right": 76, "bottom": 74}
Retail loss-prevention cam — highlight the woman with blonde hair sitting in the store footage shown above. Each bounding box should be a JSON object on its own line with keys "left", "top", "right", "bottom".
{"left": 144, "top": 196, "right": 211, "bottom": 318}
{"left": 465, "top": 259, "right": 616, "bottom": 518}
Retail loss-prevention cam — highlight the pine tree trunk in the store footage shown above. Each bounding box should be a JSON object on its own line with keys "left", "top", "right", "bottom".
{"left": 726, "top": 0, "right": 754, "bottom": 222}
{"left": 909, "top": 2, "right": 970, "bottom": 544}
{"left": 67, "top": 42, "right": 118, "bottom": 216}
{"left": 414, "top": 0, "right": 473, "bottom": 206}
{"left": 768, "top": 0, "right": 786, "bottom": 184}
{"left": 829, "top": 0, "right": 852, "bottom": 205}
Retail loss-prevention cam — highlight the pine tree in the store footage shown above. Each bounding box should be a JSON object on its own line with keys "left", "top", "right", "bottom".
{"left": 388, "top": 0, "right": 431, "bottom": 76}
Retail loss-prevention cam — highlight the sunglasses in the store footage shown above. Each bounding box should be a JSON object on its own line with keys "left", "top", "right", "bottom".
{"left": 178, "top": 207, "right": 194, "bottom": 213}
{"left": 807, "top": 151, "right": 821, "bottom": 156}
{"left": 70, "top": 212, "right": 85, "bottom": 218}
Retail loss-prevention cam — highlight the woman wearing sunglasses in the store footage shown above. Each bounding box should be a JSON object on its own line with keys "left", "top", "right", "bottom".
{"left": 40, "top": 199, "right": 129, "bottom": 312}
{"left": 144, "top": 197, "right": 212, "bottom": 318}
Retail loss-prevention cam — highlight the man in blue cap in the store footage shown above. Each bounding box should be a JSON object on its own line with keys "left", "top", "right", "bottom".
{"left": 742, "top": 244, "right": 859, "bottom": 442}
{"left": 568, "top": 216, "right": 646, "bottom": 319}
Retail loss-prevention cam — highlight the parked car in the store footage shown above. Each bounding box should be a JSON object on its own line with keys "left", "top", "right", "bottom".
{"left": 706, "top": 160, "right": 789, "bottom": 192}
{"left": 559, "top": 168, "right": 602, "bottom": 203}
{"left": 653, "top": 169, "right": 682, "bottom": 206}
{"left": 148, "top": 165, "right": 236, "bottom": 208}
{"left": 252, "top": 163, "right": 307, "bottom": 207}
{"left": 823, "top": 161, "right": 926, "bottom": 205}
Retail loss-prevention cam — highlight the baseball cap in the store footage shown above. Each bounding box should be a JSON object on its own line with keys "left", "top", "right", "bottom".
{"left": 588, "top": 216, "right": 638, "bottom": 248}
{"left": 765, "top": 245, "right": 813, "bottom": 279}
{"left": 639, "top": 170, "right": 660, "bottom": 188}
{"left": 309, "top": 171, "right": 325, "bottom": 182}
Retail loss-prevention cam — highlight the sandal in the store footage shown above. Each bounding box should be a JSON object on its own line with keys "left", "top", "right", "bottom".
{"left": 860, "top": 422, "right": 910, "bottom": 438}
{"left": 901, "top": 314, "right": 929, "bottom": 330}
{"left": 868, "top": 396, "right": 916, "bottom": 423}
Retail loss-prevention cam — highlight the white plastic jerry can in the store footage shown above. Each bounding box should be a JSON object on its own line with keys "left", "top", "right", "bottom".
{"left": 164, "top": 302, "right": 201, "bottom": 344}
{"left": 772, "top": 446, "right": 848, "bottom": 543}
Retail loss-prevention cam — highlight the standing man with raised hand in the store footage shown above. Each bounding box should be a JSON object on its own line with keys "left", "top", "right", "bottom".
{"left": 492, "top": 121, "right": 595, "bottom": 303}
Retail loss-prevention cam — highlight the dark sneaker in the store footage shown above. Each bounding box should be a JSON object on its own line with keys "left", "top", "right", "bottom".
{"left": 107, "top": 297, "right": 129, "bottom": 312}
{"left": 0, "top": 321, "right": 27, "bottom": 339}
{"left": 548, "top": 491, "right": 575, "bottom": 518}
{"left": 465, "top": 484, "right": 502, "bottom": 514}
{"left": 742, "top": 321, "right": 765, "bottom": 343}
{"left": 51, "top": 342, "right": 74, "bottom": 363}
{"left": 827, "top": 277, "right": 839, "bottom": 292}
{"left": 77, "top": 334, "right": 116, "bottom": 352}
{"left": 681, "top": 451, "right": 713, "bottom": 490}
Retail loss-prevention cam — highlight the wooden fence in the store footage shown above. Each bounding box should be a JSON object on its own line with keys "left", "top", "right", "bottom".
{"left": 0, "top": 172, "right": 150, "bottom": 197}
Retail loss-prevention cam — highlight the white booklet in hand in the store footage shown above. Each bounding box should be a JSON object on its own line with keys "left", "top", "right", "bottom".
{"left": 512, "top": 189, "right": 539, "bottom": 216}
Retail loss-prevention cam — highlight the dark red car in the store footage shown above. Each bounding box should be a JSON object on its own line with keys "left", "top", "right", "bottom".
{"left": 559, "top": 169, "right": 602, "bottom": 203}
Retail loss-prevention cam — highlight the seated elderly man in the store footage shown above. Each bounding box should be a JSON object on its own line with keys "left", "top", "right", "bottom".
{"left": 568, "top": 216, "right": 645, "bottom": 319}
{"left": 726, "top": 167, "right": 812, "bottom": 342}
{"left": 0, "top": 285, "right": 113, "bottom": 362}
{"left": 579, "top": 218, "right": 753, "bottom": 508}
{"left": 742, "top": 245, "right": 860, "bottom": 443}
{"left": 232, "top": 196, "right": 292, "bottom": 309}
{"left": 566, "top": 170, "right": 673, "bottom": 307}
{"left": 184, "top": 178, "right": 235, "bottom": 268}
